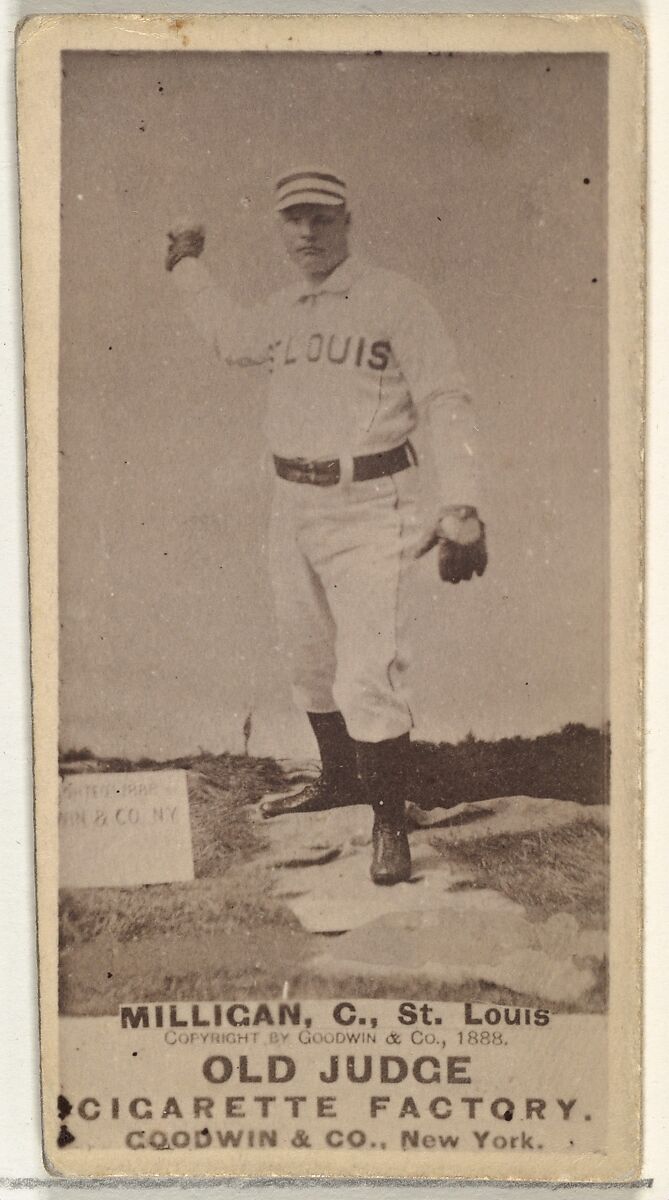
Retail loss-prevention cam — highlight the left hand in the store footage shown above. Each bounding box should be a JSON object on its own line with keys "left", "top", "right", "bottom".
{"left": 414, "top": 506, "right": 488, "bottom": 584}
{"left": 165, "top": 225, "right": 206, "bottom": 272}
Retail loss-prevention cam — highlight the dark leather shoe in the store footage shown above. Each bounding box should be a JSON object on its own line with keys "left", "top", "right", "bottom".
{"left": 370, "top": 815, "right": 412, "bottom": 885}
{"left": 260, "top": 778, "right": 358, "bottom": 819}
{"left": 355, "top": 734, "right": 413, "bottom": 885}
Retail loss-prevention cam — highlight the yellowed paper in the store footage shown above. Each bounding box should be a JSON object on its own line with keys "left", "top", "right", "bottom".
{"left": 17, "top": 12, "right": 644, "bottom": 1182}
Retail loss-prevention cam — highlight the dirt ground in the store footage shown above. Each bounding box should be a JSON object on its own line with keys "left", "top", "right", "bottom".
{"left": 59, "top": 741, "right": 608, "bottom": 1016}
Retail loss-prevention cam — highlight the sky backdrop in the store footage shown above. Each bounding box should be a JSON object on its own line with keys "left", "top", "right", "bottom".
{"left": 59, "top": 50, "right": 608, "bottom": 759}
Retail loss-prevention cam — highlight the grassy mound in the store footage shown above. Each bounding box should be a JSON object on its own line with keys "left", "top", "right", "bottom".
{"left": 58, "top": 728, "right": 609, "bottom": 1015}
{"left": 59, "top": 759, "right": 312, "bottom": 1015}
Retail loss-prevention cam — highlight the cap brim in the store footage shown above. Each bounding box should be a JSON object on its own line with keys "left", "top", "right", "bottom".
{"left": 275, "top": 190, "right": 345, "bottom": 212}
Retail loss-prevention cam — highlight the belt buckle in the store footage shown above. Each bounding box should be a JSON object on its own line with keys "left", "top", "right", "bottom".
{"left": 303, "top": 460, "right": 321, "bottom": 485}
{"left": 308, "top": 458, "right": 340, "bottom": 486}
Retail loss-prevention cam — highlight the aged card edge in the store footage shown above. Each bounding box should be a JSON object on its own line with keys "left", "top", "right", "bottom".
{"left": 15, "top": 10, "right": 645, "bottom": 1183}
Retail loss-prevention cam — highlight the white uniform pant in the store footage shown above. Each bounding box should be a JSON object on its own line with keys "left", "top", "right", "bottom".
{"left": 268, "top": 465, "right": 419, "bottom": 743}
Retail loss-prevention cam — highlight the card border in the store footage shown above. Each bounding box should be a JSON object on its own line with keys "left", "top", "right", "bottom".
{"left": 16, "top": 11, "right": 645, "bottom": 1182}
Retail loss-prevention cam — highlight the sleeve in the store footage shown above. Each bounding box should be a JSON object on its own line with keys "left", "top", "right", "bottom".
{"left": 170, "top": 258, "right": 270, "bottom": 368}
{"left": 391, "top": 283, "right": 481, "bottom": 510}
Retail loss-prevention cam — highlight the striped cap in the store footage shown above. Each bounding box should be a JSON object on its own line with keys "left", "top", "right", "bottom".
{"left": 275, "top": 168, "right": 347, "bottom": 211}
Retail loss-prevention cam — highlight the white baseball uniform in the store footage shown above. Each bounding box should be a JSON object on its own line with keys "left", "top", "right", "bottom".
{"left": 173, "top": 253, "right": 479, "bottom": 742}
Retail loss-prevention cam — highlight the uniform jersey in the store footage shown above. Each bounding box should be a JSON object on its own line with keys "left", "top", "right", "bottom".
{"left": 174, "top": 253, "right": 479, "bottom": 505}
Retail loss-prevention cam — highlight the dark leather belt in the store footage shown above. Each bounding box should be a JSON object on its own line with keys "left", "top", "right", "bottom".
{"left": 273, "top": 441, "right": 416, "bottom": 487}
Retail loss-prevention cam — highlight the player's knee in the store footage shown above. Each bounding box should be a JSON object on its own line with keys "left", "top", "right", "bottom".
{"left": 333, "top": 666, "right": 401, "bottom": 727}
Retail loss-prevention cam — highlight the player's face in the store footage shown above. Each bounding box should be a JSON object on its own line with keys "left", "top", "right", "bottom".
{"left": 278, "top": 203, "right": 350, "bottom": 280}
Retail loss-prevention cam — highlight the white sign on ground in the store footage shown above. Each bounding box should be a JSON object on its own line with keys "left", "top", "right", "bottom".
{"left": 59, "top": 770, "right": 194, "bottom": 888}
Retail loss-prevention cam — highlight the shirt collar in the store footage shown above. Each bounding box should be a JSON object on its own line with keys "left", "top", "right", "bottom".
{"left": 290, "top": 254, "right": 363, "bottom": 304}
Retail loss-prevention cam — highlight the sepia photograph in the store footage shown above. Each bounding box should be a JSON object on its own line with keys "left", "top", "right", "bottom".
{"left": 58, "top": 42, "right": 610, "bottom": 1009}
{"left": 17, "top": 13, "right": 644, "bottom": 1181}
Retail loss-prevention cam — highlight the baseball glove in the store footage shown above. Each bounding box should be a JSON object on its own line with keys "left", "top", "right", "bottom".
{"left": 438, "top": 515, "right": 488, "bottom": 583}
{"left": 165, "top": 225, "right": 205, "bottom": 272}
{"left": 415, "top": 506, "right": 488, "bottom": 584}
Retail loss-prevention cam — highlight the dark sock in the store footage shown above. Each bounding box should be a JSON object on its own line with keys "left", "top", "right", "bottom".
{"left": 307, "top": 711, "right": 358, "bottom": 792}
{"left": 355, "top": 733, "right": 411, "bottom": 813}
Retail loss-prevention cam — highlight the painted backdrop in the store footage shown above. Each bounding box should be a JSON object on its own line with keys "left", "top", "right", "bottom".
{"left": 59, "top": 51, "right": 607, "bottom": 759}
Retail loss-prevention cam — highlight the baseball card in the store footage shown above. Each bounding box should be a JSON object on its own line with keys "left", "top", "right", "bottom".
{"left": 17, "top": 12, "right": 644, "bottom": 1182}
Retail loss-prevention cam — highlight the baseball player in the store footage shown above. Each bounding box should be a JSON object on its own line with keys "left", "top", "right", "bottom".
{"left": 166, "top": 168, "right": 487, "bottom": 885}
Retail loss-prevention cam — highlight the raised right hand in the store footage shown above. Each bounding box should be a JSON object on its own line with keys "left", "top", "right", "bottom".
{"left": 165, "top": 226, "right": 205, "bottom": 272}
